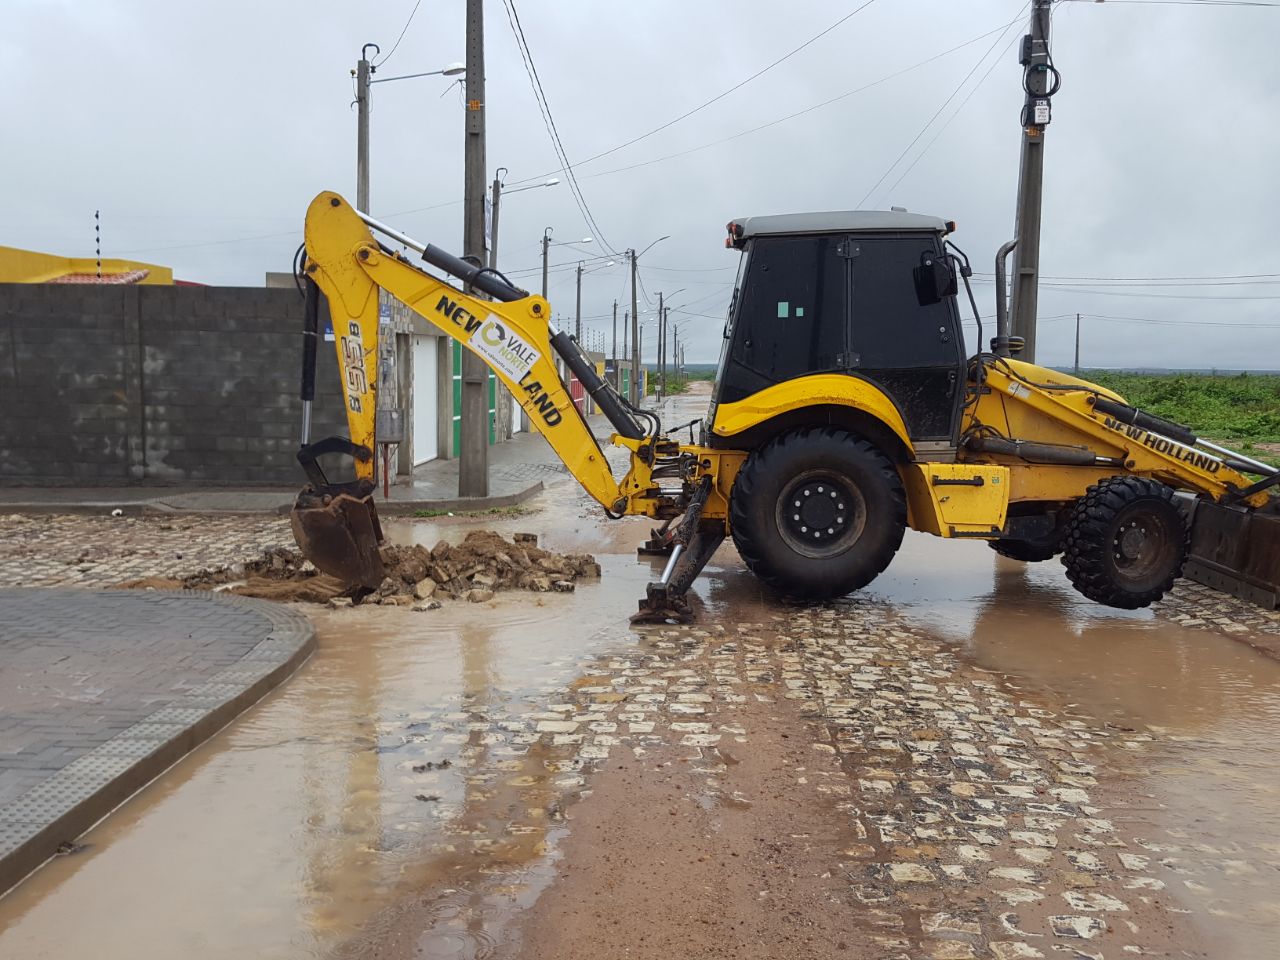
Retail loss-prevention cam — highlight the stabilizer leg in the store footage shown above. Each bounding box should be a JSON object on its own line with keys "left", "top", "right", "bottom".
{"left": 632, "top": 478, "right": 722, "bottom": 625}
{"left": 631, "top": 523, "right": 725, "bottom": 624}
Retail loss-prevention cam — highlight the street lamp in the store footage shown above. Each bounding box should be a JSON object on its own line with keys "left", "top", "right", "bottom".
{"left": 488, "top": 169, "right": 559, "bottom": 269}
{"left": 540, "top": 228, "right": 593, "bottom": 299}
{"left": 354, "top": 45, "right": 465, "bottom": 211}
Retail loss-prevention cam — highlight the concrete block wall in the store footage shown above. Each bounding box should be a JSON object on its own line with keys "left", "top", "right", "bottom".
{"left": 0, "top": 283, "right": 347, "bottom": 484}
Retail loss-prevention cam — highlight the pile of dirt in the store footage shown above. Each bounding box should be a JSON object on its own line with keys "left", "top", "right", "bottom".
{"left": 370, "top": 530, "right": 599, "bottom": 607}
{"left": 117, "top": 532, "right": 599, "bottom": 608}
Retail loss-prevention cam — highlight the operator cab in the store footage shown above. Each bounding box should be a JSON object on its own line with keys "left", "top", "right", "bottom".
{"left": 708, "top": 210, "right": 966, "bottom": 451}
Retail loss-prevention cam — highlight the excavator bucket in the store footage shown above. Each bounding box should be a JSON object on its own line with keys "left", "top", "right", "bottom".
{"left": 289, "top": 481, "right": 385, "bottom": 590}
{"left": 1185, "top": 500, "right": 1280, "bottom": 609}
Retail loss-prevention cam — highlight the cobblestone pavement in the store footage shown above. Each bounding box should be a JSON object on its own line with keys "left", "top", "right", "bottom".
{"left": 0, "top": 513, "right": 293, "bottom": 588}
{"left": 4, "top": 510, "right": 1279, "bottom": 639}
{"left": 358, "top": 601, "right": 1266, "bottom": 959}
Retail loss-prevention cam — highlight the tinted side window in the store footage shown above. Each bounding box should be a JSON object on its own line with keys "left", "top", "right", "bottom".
{"left": 732, "top": 236, "right": 846, "bottom": 382}
{"left": 851, "top": 238, "right": 958, "bottom": 368}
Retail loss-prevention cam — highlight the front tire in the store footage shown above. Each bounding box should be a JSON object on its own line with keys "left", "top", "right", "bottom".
{"left": 730, "top": 428, "right": 905, "bottom": 600}
{"left": 1060, "top": 477, "right": 1187, "bottom": 609}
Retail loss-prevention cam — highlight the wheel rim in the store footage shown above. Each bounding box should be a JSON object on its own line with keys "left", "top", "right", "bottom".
{"left": 774, "top": 470, "right": 867, "bottom": 559}
{"left": 1107, "top": 501, "right": 1180, "bottom": 592}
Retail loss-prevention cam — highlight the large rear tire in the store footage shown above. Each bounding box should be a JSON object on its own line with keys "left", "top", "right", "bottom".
{"left": 729, "top": 427, "right": 906, "bottom": 600}
{"left": 1060, "top": 477, "right": 1187, "bottom": 609}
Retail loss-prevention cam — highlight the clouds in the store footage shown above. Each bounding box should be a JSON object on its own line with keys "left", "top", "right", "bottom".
{"left": 3, "top": 0, "right": 1277, "bottom": 368}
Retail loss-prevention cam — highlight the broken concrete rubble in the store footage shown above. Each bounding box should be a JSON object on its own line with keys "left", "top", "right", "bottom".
{"left": 118, "top": 531, "right": 598, "bottom": 606}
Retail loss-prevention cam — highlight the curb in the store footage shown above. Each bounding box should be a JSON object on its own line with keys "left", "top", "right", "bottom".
{"left": 373, "top": 480, "right": 545, "bottom": 516}
{"left": 0, "top": 480, "right": 545, "bottom": 518}
{"left": 0, "top": 591, "right": 316, "bottom": 895}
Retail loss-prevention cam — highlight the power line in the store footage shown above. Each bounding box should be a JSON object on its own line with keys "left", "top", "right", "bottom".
{"left": 508, "top": 0, "right": 879, "bottom": 186}
{"left": 1082, "top": 313, "right": 1280, "bottom": 328}
{"left": 858, "top": 1, "right": 1030, "bottom": 208}
{"left": 883, "top": 27, "right": 1025, "bottom": 197}
{"left": 981, "top": 280, "right": 1280, "bottom": 300}
{"left": 974, "top": 271, "right": 1280, "bottom": 283}
{"left": 560, "top": 23, "right": 1019, "bottom": 189}
{"left": 500, "top": 0, "right": 617, "bottom": 253}
{"left": 1062, "top": 0, "right": 1279, "bottom": 6}
{"left": 375, "top": 0, "right": 425, "bottom": 67}
{"left": 98, "top": 22, "right": 1017, "bottom": 256}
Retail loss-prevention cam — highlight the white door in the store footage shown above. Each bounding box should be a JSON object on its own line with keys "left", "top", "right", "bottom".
{"left": 412, "top": 335, "right": 439, "bottom": 464}
{"left": 511, "top": 393, "right": 524, "bottom": 433}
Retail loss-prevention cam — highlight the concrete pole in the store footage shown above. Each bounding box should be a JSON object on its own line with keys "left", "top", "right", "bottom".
{"left": 488, "top": 175, "right": 502, "bottom": 269}
{"left": 541, "top": 228, "right": 551, "bottom": 299}
{"left": 611, "top": 299, "right": 618, "bottom": 388}
{"left": 356, "top": 53, "right": 372, "bottom": 211}
{"left": 575, "top": 262, "right": 583, "bottom": 341}
{"left": 1008, "top": 0, "right": 1053, "bottom": 364}
{"left": 459, "top": 0, "right": 488, "bottom": 496}
{"left": 622, "top": 310, "right": 629, "bottom": 397}
{"left": 630, "top": 250, "right": 639, "bottom": 403}
{"left": 656, "top": 293, "right": 665, "bottom": 401}
{"left": 1074, "top": 313, "right": 1081, "bottom": 375}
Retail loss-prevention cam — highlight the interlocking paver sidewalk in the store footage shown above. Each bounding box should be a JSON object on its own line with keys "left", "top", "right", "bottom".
{"left": 0, "top": 589, "right": 315, "bottom": 892}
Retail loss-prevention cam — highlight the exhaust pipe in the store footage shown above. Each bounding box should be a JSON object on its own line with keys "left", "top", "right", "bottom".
{"left": 991, "top": 238, "right": 1020, "bottom": 356}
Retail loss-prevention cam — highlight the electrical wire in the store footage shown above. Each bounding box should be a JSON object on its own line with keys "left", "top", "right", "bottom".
{"left": 858, "top": 2, "right": 1031, "bottom": 208}
{"left": 501, "top": 0, "right": 617, "bottom": 253}
{"left": 506, "top": 0, "right": 880, "bottom": 187}
{"left": 375, "top": 0, "right": 425, "bottom": 68}
{"left": 559, "top": 22, "right": 1022, "bottom": 189}
{"left": 1061, "top": 0, "right": 1279, "bottom": 6}
{"left": 883, "top": 27, "right": 1025, "bottom": 197}
{"left": 974, "top": 271, "right": 1280, "bottom": 282}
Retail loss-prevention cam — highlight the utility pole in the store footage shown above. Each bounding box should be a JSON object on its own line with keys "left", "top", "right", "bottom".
{"left": 575, "top": 262, "right": 583, "bottom": 341}
{"left": 622, "top": 310, "right": 629, "bottom": 397}
{"left": 355, "top": 44, "right": 375, "bottom": 211}
{"left": 1074, "top": 313, "right": 1081, "bottom": 375}
{"left": 459, "top": 0, "right": 488, "bottom": 497}
{"left": 656, "top": 293, "right": 665, "bottom": 401}
{"left": 629, "top": 250, "right": 639, "bottom": 403}
{"left": 1007, "top": 0, "right": 1055, "bottom": 364}
{"left": 611, "top": 300, "right": 618, "bottom": 388}
{"left": 541, "top": 228, "right": 552, "bottom": 299}
{"left": 488, "top": 171, "right": 503, "bottom": 269}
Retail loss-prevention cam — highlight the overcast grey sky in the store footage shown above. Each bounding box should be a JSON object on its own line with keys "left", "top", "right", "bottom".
{"left": 4, "top": 0, "right": 1279, "bottom": 369}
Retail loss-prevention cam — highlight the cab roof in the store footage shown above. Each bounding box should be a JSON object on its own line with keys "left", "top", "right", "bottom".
{"left": 728, "top": 210, "right": 950, "bottom": 245}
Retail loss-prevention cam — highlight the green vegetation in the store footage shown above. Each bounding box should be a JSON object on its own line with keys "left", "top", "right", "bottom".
{"left": 412, "top": 504, "right": 534, "bottom": 519}
{"left": 1082, "top": 371, "right": 1280, "bottom": 463}
{"left": 645, "top": 369, "right": 714, "bottom": 396}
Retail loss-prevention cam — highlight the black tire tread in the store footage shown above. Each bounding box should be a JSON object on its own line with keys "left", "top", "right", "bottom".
{"left": 1060, "top": 476, "right": 1187, "bottom": 609}
{"left": 729, "top": 427, "right": 905, "bottom": 600}
{"left": 988, "top": 537, "right": 1061, "bottom": 563}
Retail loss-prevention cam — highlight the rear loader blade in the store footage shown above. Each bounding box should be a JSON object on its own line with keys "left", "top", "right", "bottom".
{"left": 1185, "top": 500, "right": 1280, "bottom": 609}
{"left": 290, "top": 486, "right": 386, "bottom": 590}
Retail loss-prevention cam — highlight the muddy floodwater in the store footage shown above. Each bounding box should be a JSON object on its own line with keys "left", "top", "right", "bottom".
{"left": 876, "top": 533, "right": 1280, "bottom": 955}
{"left": 0, "top": 499, "right": 705, "bottom": 959}
{"left": 3, "top": 467, "right": 1280, "bottom": 954}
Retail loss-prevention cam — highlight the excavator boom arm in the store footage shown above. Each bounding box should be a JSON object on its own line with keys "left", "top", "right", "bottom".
{"left": 302, "top": 191, "right": 638, "bottom": 513}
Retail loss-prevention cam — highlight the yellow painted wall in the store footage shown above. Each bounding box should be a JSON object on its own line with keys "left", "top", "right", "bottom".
{"left": 0, "top": 245, "right": 174, "bottom": 284}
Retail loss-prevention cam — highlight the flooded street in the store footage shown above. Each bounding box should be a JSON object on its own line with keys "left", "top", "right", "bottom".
{"left": 2, "top": 388, "right": 1280, "bottom": 958}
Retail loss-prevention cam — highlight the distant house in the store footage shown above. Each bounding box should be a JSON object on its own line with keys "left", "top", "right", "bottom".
{"left": 0, "top": 244, "right": 177, "bottom": 285}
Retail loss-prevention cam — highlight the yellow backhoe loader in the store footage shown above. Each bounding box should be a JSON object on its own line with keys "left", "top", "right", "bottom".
{"left": 290, "top": 191, "right": 1280, "bottom": 622}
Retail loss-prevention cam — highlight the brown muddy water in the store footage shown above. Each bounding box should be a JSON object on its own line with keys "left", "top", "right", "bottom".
{"left": 2, "top": 497, "right": 1279, "bottom": 957}
{"left": 872, "top": 532, "right": 1280, "bottom": 956}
